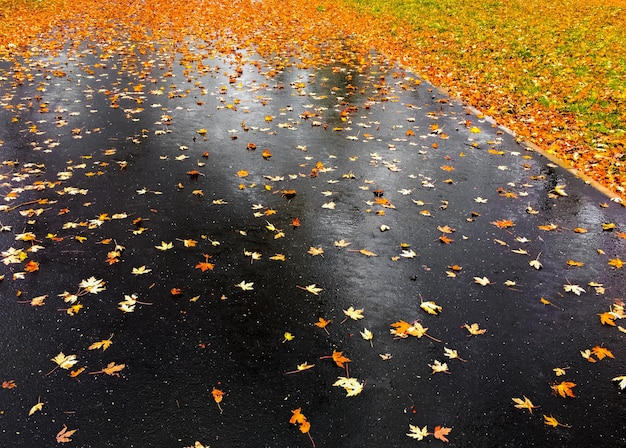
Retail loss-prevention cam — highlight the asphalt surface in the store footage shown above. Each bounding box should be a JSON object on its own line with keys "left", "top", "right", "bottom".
{"left": 0, "top": 37, "right": 625, "bottom": 448}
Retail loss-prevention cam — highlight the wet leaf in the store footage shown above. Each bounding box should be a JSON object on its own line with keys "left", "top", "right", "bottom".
{"left": 282, "top": 332, "right": 294, "bottom": 343}
{"left": 543, "top": 414, "right": 571, "bottom": 428}
{"left": 563, "top": 283, "right": 585, "bottom": 296}
{"left": 612, "top": 376, "right": 626, "bottom": 390}
{"left": 473, "top": 276, "right": 493, "bottom": 286}
{"left": 88, "top": 334, "right": 113, "bottom": 351}
{"left": 307, "top": 246, "right": 324, "bottom": 257}
{"left": 406, "top": 425, "right": 430, "bottom": 440}
{"left": 298, "top": 284, "right": 323, "bottom": 295}
{"left": 50, "top": 353, "right": 78, "bottom": 370}
{"left": 433, "top": 425, "right": 452, "bottom": 442}
{"left": 512, "top": 396, "right": 538, "bottom": 413}
{"left": 360, "top": 328, "right": 374, "bottom": 347}
{"left": 420, "top": 300, "right": 442, "bottom": 315}
{"left": 131, "top": 265, "right": 152, "bottom": 275}
{"left": 552, "top": 381, "right": 576, "bottom": 398}
{"left": 463, "top": 323, "right": 487, "bottom": 336}
{"left": 343, "top": 306, "right": 364, "bottom": 321}
{"left": 333, "top": 376, "right": 364, "bottom": 396}
{"left": 2, "top": 380, "right": 17, "bottom": 389}
{"left": 28, "top": 398, "right": 44, "bottom": 416}
{"left": 90, "top": 362, "right": 125, "bottom": 377}
{"left": 56, "top": 425, "right": 77, "bottom": 443}
{"left": 591, "top": 345, "right": 614, "bottom": 360}
{"left": 235, "top": 280, "right": 254, "bottom": 291}
{"left": 212, "top": 388, "right": 224, "bottom": 413}
{"left": 154, "top": 241, "right": 173, "bottom": 251}
{"left": 429, "top": 360, "right": 450, "bottom": 374}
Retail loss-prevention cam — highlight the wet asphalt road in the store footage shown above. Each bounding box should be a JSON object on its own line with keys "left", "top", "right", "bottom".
{"left": 0, "top": 39, "right": 625, "bottom": 448}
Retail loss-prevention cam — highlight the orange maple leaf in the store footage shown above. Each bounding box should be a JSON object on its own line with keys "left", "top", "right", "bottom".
{"left": 598, "top": 312, "right": 616, "bottom": 326}
{"left": 195, "top": 261, "right": 215, "bottom": 272}
{"left": 439, "top": 235, "right": 453, "bottom": 244}
{"left": 433, "top": 425, "right": 451, "bottom": 442}
{"left": 320, "top": 350, "right": 351, "bottom": 368}
{"left": 390, "top": 320, "right": 412, "bottom": 337}
{"left": 490, "top": 219, "right": 515, "bottom": 229}
{"left": 290, "top": 408, "right": 307, "bottom": 425}
{"left": 591, "top": 345, "right": 614, "bottom": 360}
{"left": 551, "top": 381, "right": 576, "bottom": 398}
{"left": 2, "top": 380, "right": 17, "bottom": 389}
{"left": 314, "top": 317, "right": 331, "bottom": 335}
{"left": 24, "top": 260, "right": 39, "bottom": 272}
{"left": 299, "top": 420, "right": 311, "bottom": 434}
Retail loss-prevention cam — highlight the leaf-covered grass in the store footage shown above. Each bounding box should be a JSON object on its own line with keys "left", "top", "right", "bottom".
{"left": 336, "top": 0, "right": 626, "bottom": 197}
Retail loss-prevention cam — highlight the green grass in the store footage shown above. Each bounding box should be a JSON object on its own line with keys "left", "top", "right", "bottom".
{"left": 342, "top": 0, "right": 626, "bottom": 141}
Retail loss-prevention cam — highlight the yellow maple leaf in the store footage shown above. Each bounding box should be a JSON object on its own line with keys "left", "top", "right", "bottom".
{"left": 512, "top": 396, "right": 538, "bottom": 413}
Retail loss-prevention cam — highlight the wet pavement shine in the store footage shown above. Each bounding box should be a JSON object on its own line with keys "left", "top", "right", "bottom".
{"left": 0, "top": 34, "right": 625, "bottom": 448}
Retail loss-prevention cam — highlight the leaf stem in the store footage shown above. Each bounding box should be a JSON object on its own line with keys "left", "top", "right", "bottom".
{"left": 425, "top": 333, "right": 442, "bottom": 343}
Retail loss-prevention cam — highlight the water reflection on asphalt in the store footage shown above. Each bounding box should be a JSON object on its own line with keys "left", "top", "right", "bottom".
{"left": 0, "top": 40, "right": 624, "bottom": 448}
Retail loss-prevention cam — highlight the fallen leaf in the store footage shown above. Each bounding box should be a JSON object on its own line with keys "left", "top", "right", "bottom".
{"left": 154, "top": 241, "right": 173, "bottom": 251}
{"left": 429, "top": 360, "right": 450, "bottom": 374}
{"left": 473, "top": 276, "right": 493, "bottom": 286}
{"left": 563, "top": 283, "right": 585, "bottom": 296}
{"left": 131, "top": 265, "right": 152, "bottom": 275}
{"left": 88, "top": 334, "right": 113, "bottom": 351}
{"left": 591, "top": 345, "right": 614, "bottom": 360}
{"left": 90, "top": 361, "right": 125, "bottom": 376}
{"left": 333, "top": 376, "right": 364, "bottom": 396}
{"left": 56, "top": 425, "right": 77, "bottom": 443}
{"left": 512, "top": 396, "right": 538, "bottom": 413}
{"left": 612, "top": 376, "right": 626, "bottom": 390}
{"left": 308, "top": 246, "right": 324, "bottom": 257}
{"left": 406, "top": 425, "right": 430, "bottom": 440}
{"left": 543, "top": 414, "right": 571, "bottom": 428}
{"left": 420, "top": 300, "right": 442, "bottom": 315}
{"left": 360, "top": 328, "right": 374, "bottom": 347}
{"left": 212, "top": 388, "right": 224, "bottom": 413}
{"left": 28, "top": 398, "right": 44, "bottom": 416}
{"left": 433, "top": 425, "right": 452, "bottom": 442}
{"left": 343, "top": 306, "right": 364, "bottom": 320}
{"left": 463, "top": 323, "right": 486, "bottom": 335}
{"left": 235, "top": 280, "right": 254, "bottom": 291}
{"left": 551, "top": 381, "right": 576, "bottom": 398}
